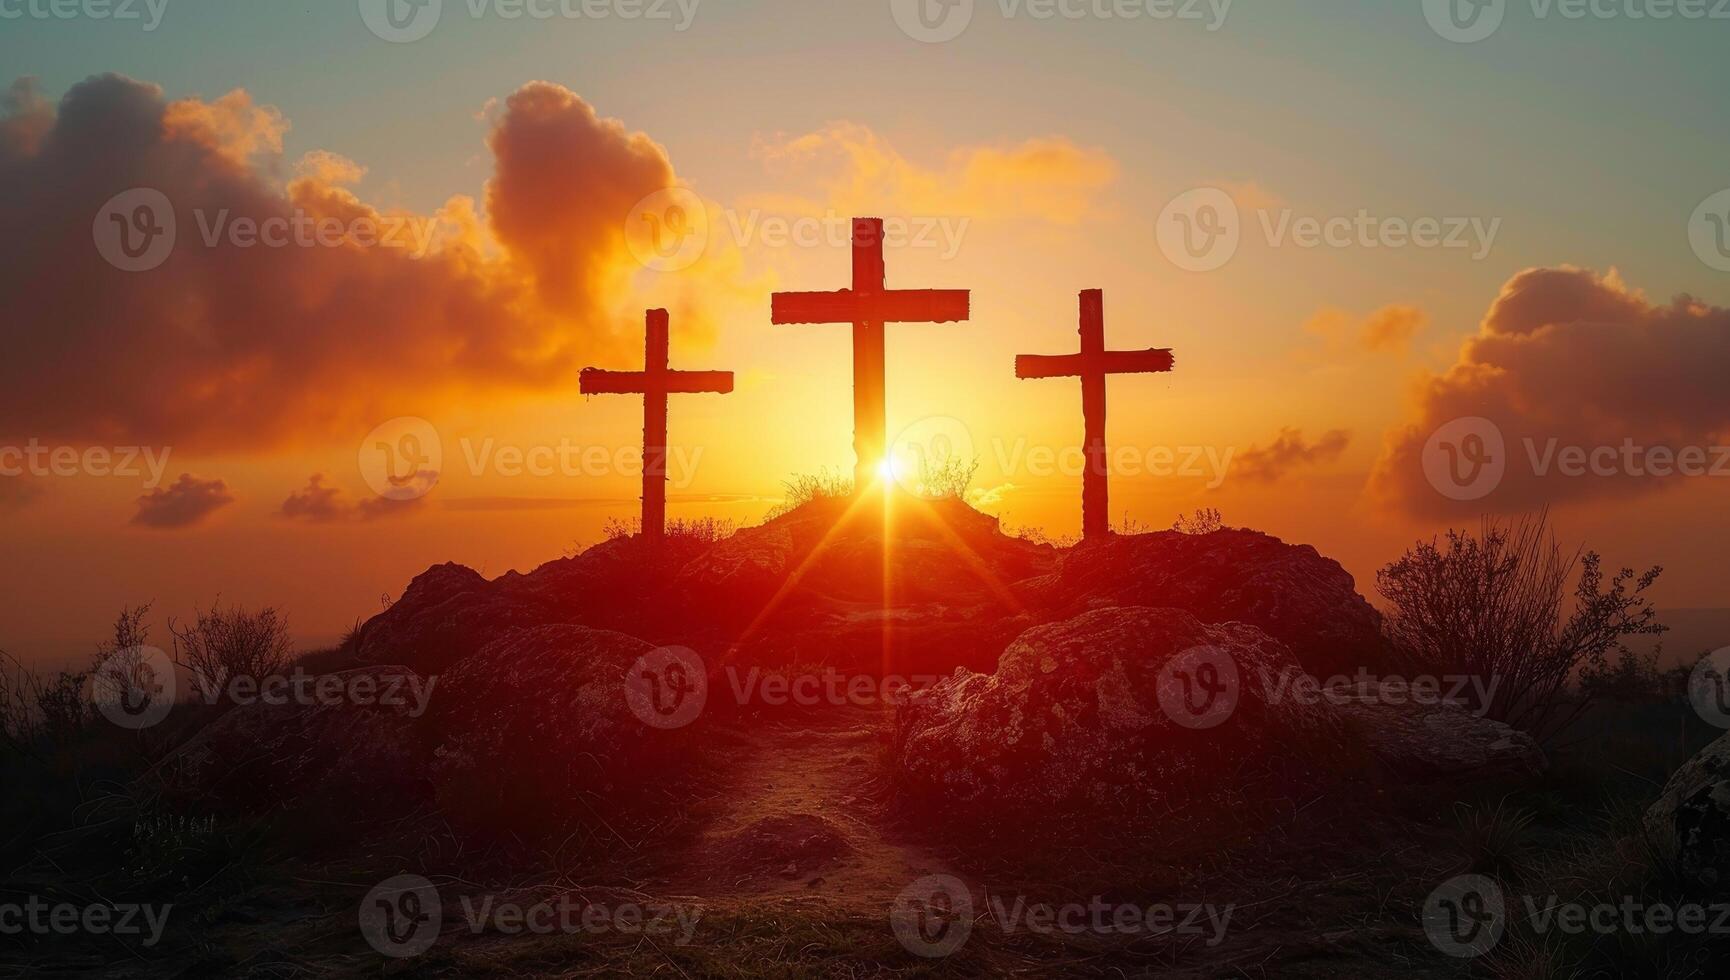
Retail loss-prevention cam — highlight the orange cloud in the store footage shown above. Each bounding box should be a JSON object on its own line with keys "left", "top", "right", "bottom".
{"left": 132, "top": 474, "right": 233, "bottom": 529}
{"left": 1235, "top": 428, "right": 1352, "bottom": 483}
{"left": 1304, "top": 304, "right": 1428, "bottom": 354}
{"left": 1370, "top": 267, "right": 1730, "bottom": 517}
{"left": 0, "top": 74, "right": 681, "bottom": 451}
{"left": 280, "top": 473, "right": 424, "bottom": 523}
{"left": 748, "top": 122, "right": 1118, "bottom": 224}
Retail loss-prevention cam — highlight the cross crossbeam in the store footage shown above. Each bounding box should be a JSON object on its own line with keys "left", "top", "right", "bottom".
{"left": 580, "top": 309, "right": 733, "bottom": 544}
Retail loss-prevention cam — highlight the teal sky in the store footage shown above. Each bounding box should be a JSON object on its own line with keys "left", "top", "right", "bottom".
{"left": 4, "top": 1, "right": 1726, "bottom": 315}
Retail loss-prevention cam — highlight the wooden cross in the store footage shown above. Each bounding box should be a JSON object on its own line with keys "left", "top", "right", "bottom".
{"left": 580, "top": 309, "right": 733, "bottom": 545}
{"left": 772, "top": 218, "right": 970, "bottom": 491}
{"left": 1016, "top": 289, "right": 1175, "bottom": 541}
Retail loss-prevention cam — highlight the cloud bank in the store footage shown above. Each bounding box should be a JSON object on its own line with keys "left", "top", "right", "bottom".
{"left": 0, "top": 75, "right": 680, "bottom": 451}
{"left": 1371, "top": 267, "right": 1730, "bottom": 517}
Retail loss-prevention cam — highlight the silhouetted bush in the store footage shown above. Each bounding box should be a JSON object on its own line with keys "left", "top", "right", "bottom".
{"left": 169, "top": 602, "right": 292, "bottom": 698}
{"left": 1377, "top": 512, "right": 1665, "bottom": 742}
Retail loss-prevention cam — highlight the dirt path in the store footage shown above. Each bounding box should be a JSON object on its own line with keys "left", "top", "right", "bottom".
{"left": 665, "top": 703, "right": 960, "bottom": 914}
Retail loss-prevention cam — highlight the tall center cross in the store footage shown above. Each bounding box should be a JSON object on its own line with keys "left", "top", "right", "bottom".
{"left": 580, "top": 309, "right": 734, "bottom": 545}
{"left": 1016, "top": 289, "right": 1175, "bottom": 541}
{"left": 772, "top": 218, "right": 970, "bottom": 490}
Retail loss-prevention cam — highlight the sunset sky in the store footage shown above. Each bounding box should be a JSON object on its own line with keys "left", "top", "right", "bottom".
{"left": 3, "top": 1, "right": 1729, "bottom": 664}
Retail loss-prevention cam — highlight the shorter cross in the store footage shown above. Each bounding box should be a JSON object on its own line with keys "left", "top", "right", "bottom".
{"left": 580, "top": 309, "right": 734, "bottom": 545}
{"left": 1015, "top": 289, "right": 1175, "bottom": 541}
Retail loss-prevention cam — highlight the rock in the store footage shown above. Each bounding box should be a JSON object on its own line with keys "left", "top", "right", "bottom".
{"left": 1333, "top": 683, "right": 1546, "bottom": 780}
{"left": 1036, "top": 530, "right": 1387, "bottom": 676}
{"left": 686, "top": 495, "right": 1052, "bottom": 676}
{"left": 147, "top": 666, "right": 433, "bottom": 818}
{"left": 675, "top": 522, "right": 795, "bottom": 599}
{"left": 357, "top": 563, "right": 561, "bottom": 672}
{"left": 889, "top": 607, "right": 1343, "bottom": 814}
{"left": 425, "top": 625, "right": 701, "bottom": 832}
{"left": 1644, "top": 731, "right": 1730, "bottom": 893}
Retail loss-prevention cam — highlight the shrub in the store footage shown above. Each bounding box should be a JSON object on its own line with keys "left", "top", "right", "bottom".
{"left": 602, "top": 515, "right": 738, "bottom": 544}
{"left": 765, "top": 468, "right": 854, "bottom": 520}
{"left": 169, "top": 602, "right": 292, "bottom": 698}
{"left": 1376, "top": 513, "right": 1665, "bottom": 742}
{"left": 1172, "top": 507, "right": 1224, "bottom": 535}
{"left": 910, "top": 453, "right": 977, "bottom": 501}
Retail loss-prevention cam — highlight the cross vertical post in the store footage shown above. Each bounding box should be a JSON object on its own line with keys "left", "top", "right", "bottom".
{"left": 852, "top": 220, "right": 888, "bottom": 491}
{"left": 1078, "top": 290, "right": 1109, "bottom": 540}
{"left": 642, "top": 309, "right": 671, "bottom": 546}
